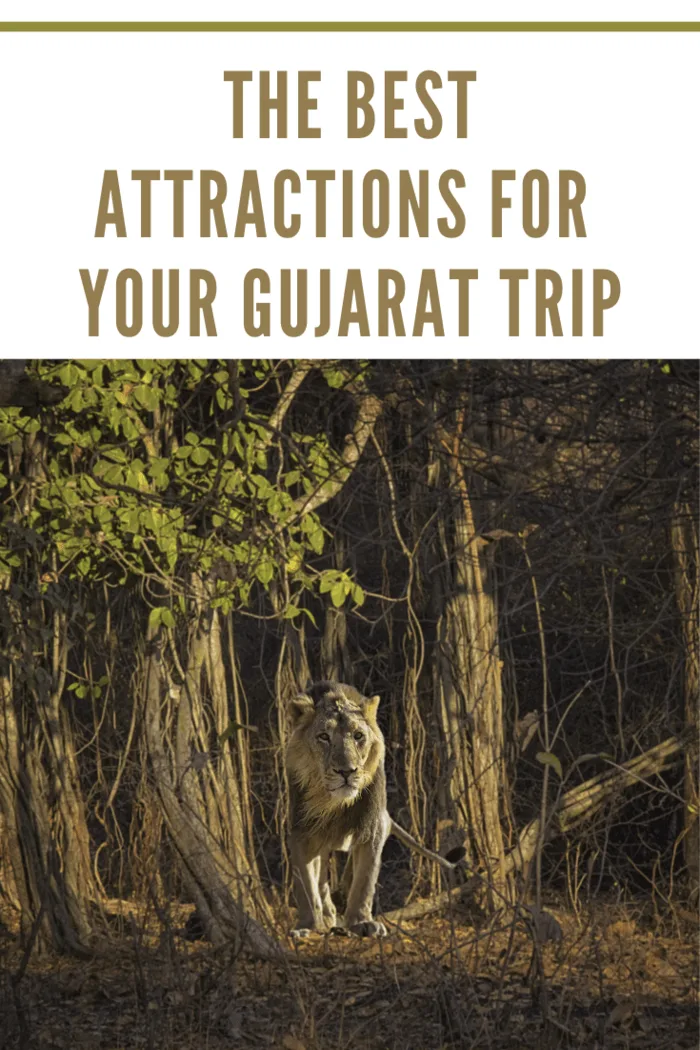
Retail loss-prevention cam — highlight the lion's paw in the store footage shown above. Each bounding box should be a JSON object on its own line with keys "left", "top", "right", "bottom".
{"left": 348, "top": 919, "right": 387, "bottom": 938}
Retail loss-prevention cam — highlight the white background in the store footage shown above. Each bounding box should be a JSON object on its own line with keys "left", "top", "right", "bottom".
{"left": 3, "top": 2, "right": 700, "bottom": 23}
{"left": 0, "top": 7, "right": 698, "bottom": 354}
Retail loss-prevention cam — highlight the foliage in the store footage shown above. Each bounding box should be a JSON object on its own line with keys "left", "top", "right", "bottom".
{"left": 0, "top": 360, "right": 366, "bottom": 617}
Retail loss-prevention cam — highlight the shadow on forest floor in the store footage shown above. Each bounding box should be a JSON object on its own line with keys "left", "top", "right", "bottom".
{"left": 0, "top": 900, "right": 697, "bottom": 1050}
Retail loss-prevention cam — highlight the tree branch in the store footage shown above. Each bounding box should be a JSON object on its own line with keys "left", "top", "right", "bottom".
{"left": 289, "top": 386, "right": 383, "bottom": 520}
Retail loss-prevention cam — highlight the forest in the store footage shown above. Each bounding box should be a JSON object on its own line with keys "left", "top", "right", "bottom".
{"left": 0, "top": 357, "right": 696, "bottom": 1050}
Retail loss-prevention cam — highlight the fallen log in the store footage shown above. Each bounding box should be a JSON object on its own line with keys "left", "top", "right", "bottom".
{"left": 381, "top": 735, "right": 685, "bottom": 924}
{"left": 512, "top": 735, "right": 686, "bottom": 872}
{"left": 382, "top": 877, "right": 481, "bottom": 924}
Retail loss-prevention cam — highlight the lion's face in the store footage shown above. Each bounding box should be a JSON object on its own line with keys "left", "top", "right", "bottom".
{"left": 286, "top": 682, "right": 384, "bottom": 812}
{"left": 308, "top": 700, "right": 375, "bottom": 800}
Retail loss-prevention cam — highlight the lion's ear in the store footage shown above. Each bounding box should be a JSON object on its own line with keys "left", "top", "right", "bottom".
{"left": 363, "top": 694, "right": 381, "bottom": 723}
{"left": 289, "top": 693, "right": 315, "bottom": 726}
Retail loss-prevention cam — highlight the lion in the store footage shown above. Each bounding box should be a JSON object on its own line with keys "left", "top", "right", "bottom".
{"left": 286, "top": 680, "right": 462, "bottom": 938}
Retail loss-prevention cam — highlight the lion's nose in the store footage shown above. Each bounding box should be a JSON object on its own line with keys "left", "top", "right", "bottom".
{"left": 335, "top": 767, "right": 357, "bottom": 780}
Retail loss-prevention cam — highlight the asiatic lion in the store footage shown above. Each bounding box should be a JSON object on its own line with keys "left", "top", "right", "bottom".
{"left": 286, "top": 680, "right": 461, "bottom": 938}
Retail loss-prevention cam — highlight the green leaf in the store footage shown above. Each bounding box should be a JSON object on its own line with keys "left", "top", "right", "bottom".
{"left": 77, "top": 557, "right": 91, "bottom": 576}
{"left": 93, "top": 504, "right": 112, "bottom": 525}
{"left": 121, "top": 416, "right": 140, "bottom": 441}
{"left": 249, "top": 474, "right": 272, "bottom": 497}
{"left": 107, "top": 405, "right": 122, "bottom": 432}
{"left": 285, "top": 552, "right": 302, "bottom": 573}
{"left": 255, "top": 560, "right": 274, "bottom": 586}
{"left": 266, "top": 493, "right": 282, "bottom": 516}
{"left": 102, "top": 448, "right": 128, "bottom": 464}
{"left": 231, "top": 431, "right": 244, "bottom": 457}
{"left": 536, "top": 751, "right": 563, "bottom": 778}
{"left": 59, "top": 363, "right": 79, "bottom": 386}
{"left": 283, "top": 604, "right": 301, "bottom": 619}
{"left": 62, "top": 487, "right": 81, "bottom": 507}
{"left": 134, "top": 385, "right": 159, "bottom": 411}
{"left": 330, "top": 581, "right": 346, "bottom": 608}
{"left": 324, "top": 368, "right": 346, "bottom": 389}
{"left": 161, "top": 608, "right": 175, "bottom": 628}
{"left": 306, "top": 524, "right": 324, "bottom": 554}
{"left": 351, "top": 583, "right": 365, "bottom": 607}
{"left": 309, "top": 531, "right": 324, "bottom": 555}
{"left": 67, "top": 388, "right": 84, "bottom": 412}
{"left": 148, "top": 607, "right": 163, "bottom": 631}
{"left": 190, "top": 446, "right": 210, "bottom": 466}
{"left": 148, "top": 457, "right": 169, "bottom": 473}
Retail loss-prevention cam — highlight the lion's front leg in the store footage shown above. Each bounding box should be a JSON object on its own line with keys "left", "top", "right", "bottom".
{"left": 291, "top": 845, "right": 325, "bottom": 936}
{"left": 317, "top": 849, "right": 337, "bottom": 928}
{"left": 345, "top": 821, "right": 389, "bottom": 938}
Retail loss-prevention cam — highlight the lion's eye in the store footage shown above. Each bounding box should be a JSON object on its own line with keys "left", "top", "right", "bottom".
{"left": 353, "top": 731, "right": 364, "bottom": 742}
{"left": 318, "top": 732, "right": 330, "bottom": 743}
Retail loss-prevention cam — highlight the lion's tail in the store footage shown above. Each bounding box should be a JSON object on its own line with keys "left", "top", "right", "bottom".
{"left": 389, "top": 819, "right": 464, "bottom": 871}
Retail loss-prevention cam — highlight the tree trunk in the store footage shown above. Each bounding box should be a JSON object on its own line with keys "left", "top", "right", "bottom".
{"left": 0, "top": 670, "right": 96, "bottom": 953}
{"left": 142, "top": 625, "right": 281, "bottom": 958}
{"left": 0, "top": 670, "right": 34, "bottom": 926}
{"left": 433, "top": 416, "right": 509, "bottom": 904}
{"left": 0, "top": 567, "right": 97, "bottom": 955}
{"left": 320, "top": 535, "right": 351, "bottom": 682}
{"left": 670, "top": 503, "right": 699, "bottom": 893}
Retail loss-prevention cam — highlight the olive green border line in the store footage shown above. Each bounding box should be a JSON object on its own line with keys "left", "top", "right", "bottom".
{"left": 0, "top": 21, "right": 699, "bottom": 32}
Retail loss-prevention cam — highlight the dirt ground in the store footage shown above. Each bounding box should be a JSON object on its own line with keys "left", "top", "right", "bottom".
{"left": 0, "top": 899, "right": 697, "bottom": 1050}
